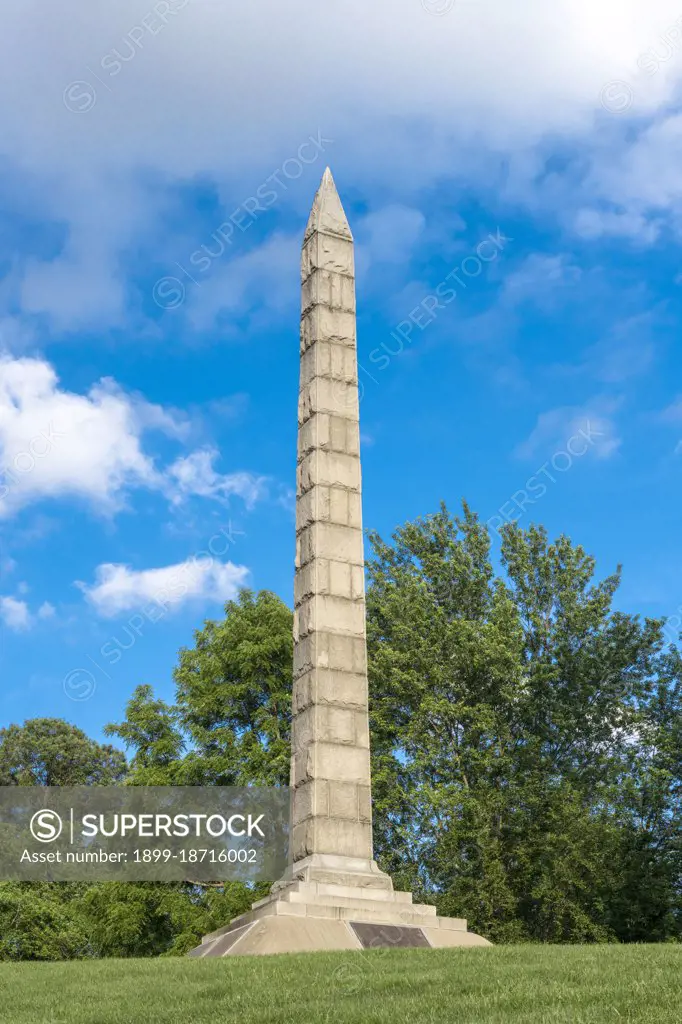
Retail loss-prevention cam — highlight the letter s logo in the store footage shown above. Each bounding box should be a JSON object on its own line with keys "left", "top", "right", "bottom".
{"left": 30, "top": 809, "right": 63, "bottom": 843}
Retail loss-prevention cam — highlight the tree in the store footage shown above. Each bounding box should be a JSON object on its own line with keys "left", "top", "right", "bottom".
{"left": 0, "top": 719, "right": 126, "bottom": 786}
{"left": 107, "top": 590, "right": 293, "bottom": 787}
{"left": 103, "top": 685, "right": 184, "bottom": 785}
{"left": 0, "top": 883, "right": 91, "bottom": 961}
{"left": 0, "top": 879, "right": 270, "bottom": 960}
{"left": 366, "top": 505, "right": 681, "bottom": 943}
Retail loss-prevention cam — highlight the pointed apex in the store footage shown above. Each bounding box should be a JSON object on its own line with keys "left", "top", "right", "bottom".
{"left": 304, "top": 167, "right": 353, "bottom": 243}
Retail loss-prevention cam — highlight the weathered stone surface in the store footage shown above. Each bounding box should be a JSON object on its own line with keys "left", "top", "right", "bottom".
{"left": 286, "top": 166, "right": 385, "bottom": 889}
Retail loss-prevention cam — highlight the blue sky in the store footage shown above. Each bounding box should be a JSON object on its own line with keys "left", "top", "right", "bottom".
{"left": 2, "top": 0, "right": 682, "bottom": 743}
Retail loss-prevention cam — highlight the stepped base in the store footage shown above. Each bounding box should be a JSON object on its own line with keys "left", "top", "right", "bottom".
{"left": 188, "top": 881, "right": 491, "bottom": 957}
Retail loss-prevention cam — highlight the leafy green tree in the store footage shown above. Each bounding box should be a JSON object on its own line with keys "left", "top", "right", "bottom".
{"left": 73, "top": 881, "right": 267, "bottom": 958}
{"left": 0, "top": 719, "right": 126, "bottom": 786}
{"left": 0, "top": 879, "right": 270, "bottom": 960}
{"left": 108, "top": 590, "right": 293, "bottom": 787}
{"left": 366, "top": 506, "right": 681, "bottom": 943}
{"left": 0, "top": 883, "right": 92, "bottom": 961}
{"left": 104, "top": 685, "right": 184, "bottom": 785}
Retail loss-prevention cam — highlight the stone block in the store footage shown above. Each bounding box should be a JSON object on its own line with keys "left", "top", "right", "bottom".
{"left": 298, "top": 378, "right": 359, "bottom": 423}
{"left": 301, "top": 270, "right": 355, "bottom": 316}
{"left": 301, "top": 233, "right": 355, "bottom": 278}
{"left": 293, "top": 631, "right": 367, "bottom": 678}
{"left": 320, "top": 706, "right": 360, "bottom": 746}
{"left": 298, "top": 415, "right": 360, "bottom": 459}
{"left": 421, "top": 927, "right": 492, "bottom": 948}
{"left": 435, "top": 915, "right": 468, "bottom": 931}
{"left": 313, "top": 741, "right": 370, "bottom": 784}
{"left": 297, "top": 413, "right": 328, "bottom": 456}
{"left": 295, "top": 486, "right": 359, "bottom": 530}
{"left": 296, "top": 486, "right": 331, "bottom": 530}
{"left": 294, "top": 561, "right": 319, "bottom": 605}
{"left": 292, "top": 779, "right": 329, "bottom": 822}
{"left": 293, "top": 707, "right": 363, "bottom": 754}
{"left": 292, "top": 669, "right": 369, "bottom": 713}
{"left": 312, "top": 883, "right": 410, "bottom": 904}
{"left": 299, "top": 342, "right": 357, "bottom": 388}
{"left": 297, "top": 522, "right": 364, "bottom": 566}
{"left": 303, "top": 904, "right": 340, "bottom": 920}
{"left": 354, "top": 713, "right": 370, "bottom": 750}
{"left": 329, "top": 487, "right": 350, "bottom": 525}
{"left": 293, "top": 818, "right": 373, "bottom": 861}
{"left": 301, "top": 308, "right": 356, "bottom": 352}
{"left": 295, "top": 595, "right": 365, "bottom": 638}
{"left": 347, "top": 493, "right": 361, "bottom": 530}
{"left": 293, "top": 634, "right": 315, "bottom": 677}
{"left": 298, "top": 450, "right": 361, "bottom": 494}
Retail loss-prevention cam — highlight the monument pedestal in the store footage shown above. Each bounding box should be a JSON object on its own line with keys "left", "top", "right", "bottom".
{"left": 189, "top": 879, "right": 491, "bottom": 957}
{"left": 188, "top": 169, "right": 491, "bottom": 959}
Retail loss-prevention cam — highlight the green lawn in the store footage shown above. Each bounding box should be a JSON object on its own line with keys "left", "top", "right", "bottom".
{"left": 1, "top": 945, "right": 680, "bottom": 1024}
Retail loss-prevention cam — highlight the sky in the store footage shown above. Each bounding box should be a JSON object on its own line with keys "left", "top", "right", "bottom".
{"left": 2, "top": 0, "right": 682, "bottom": 743}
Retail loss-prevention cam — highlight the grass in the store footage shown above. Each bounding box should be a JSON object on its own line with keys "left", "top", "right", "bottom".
{"left": 1, "top": 945, "right": 681, "bottom": 1024}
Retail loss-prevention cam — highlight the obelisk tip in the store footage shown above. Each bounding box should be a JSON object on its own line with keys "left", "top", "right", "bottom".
{"left": 304, "top": 167, "right": 353, "bottom": 242}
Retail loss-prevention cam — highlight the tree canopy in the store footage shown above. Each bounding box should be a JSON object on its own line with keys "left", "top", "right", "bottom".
{"left": 0, "top": 718, "right": 126, "bottom": 787}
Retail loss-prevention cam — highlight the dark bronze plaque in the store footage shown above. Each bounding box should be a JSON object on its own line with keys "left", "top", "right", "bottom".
{"left": 350, "top": 922, "right": 431, "bottom": 949}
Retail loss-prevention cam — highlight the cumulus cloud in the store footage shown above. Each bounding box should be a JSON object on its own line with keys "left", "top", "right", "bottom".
{"left": 78, "top": 557, "right": 250, "bottom": 617}
{"left": 0, "top": 353, "right": 264, "bottom": 518}
{"left": 0, "top": 594, "right": 55, "bottom": 632}
{"left": 0, "top": 596, "right": 31, "bottom": 632}
{"left": 0, "top": 353, "right": 169, "bottom": 516}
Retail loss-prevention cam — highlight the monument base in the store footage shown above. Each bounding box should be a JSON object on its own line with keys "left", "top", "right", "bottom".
{"left": 187, "top": 880, "right": 491, "bottom": 957}
{"left": 272, "top": 853, "right": 395, "bottom": 892}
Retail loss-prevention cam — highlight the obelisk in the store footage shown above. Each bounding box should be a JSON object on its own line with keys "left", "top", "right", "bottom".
{"left": 288, "top": 167, "right": 390, "bottom": 890}
{"left": 188, "top": 170, "right": 490, "bottom": 955}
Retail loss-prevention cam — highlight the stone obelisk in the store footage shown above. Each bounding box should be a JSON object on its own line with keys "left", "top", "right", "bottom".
{"left": 287, "top": 167, "right": 390, "bottom": 890}
{"left": 188, "top": 170, "right": 490, "bottom": 956}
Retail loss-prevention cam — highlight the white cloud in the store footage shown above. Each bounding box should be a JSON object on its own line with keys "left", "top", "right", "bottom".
{"left": 0, "top": 595, "right": 56, "bottom": 632}
{"left": 515, "top": 401, "right": 622, "bottom": 462}
{"left": 0, "top": 595, "right": 31, "bottom": 632}
{"left": 0, "top": 1, "right": 680, "bottom": 331}
{"left": 78, "top": 557, "right": 250, "bottom": 618}
{"left": 0, "top": 353, "right": 264, "bottom": 518}
{"left": 0, "top": 353, "right": 167, "bottom": 516}
{"left": 167, "top": 448, "right": 266, "bottom": 508}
